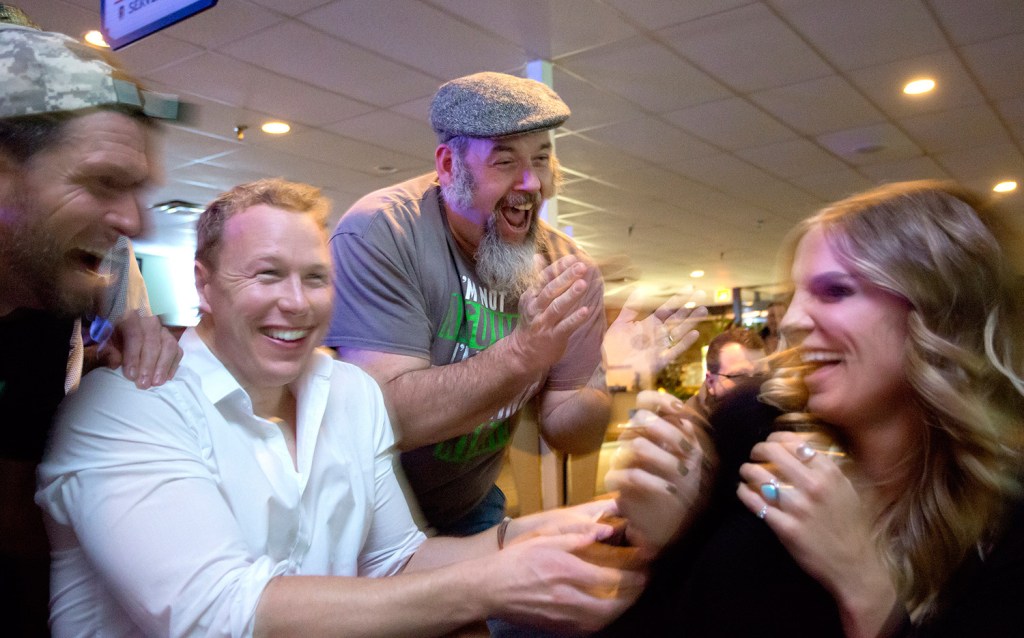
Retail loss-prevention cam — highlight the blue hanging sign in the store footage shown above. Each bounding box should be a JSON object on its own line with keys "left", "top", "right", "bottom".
{"left": 101, "top": 0, "right": 218, "bottom": 50}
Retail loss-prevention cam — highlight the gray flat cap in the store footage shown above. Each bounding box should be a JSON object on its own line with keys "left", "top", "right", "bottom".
{"left": 0, "top": 23, "right": 177, "bottom": 119}
{"left": 430, "top": 71, "right": 570, "bottom": 143}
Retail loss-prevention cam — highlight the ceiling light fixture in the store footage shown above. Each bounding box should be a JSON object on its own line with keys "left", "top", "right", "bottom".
{"left": 993, "top": 180, "right": 1018, "bottom": 193}
{"left": 903, "top": 78, "right": 936, "bottom": 95}
{"left": 261, "top": 121, "right": 291, "bottom": 135}
{"left": 83, "top": 30, "right": 109, "bottom": 48}
{"left": 690, "top": 270, "right": 705, "bottom": 278}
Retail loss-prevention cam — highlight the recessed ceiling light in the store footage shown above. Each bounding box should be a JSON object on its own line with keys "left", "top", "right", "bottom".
{"left": 83, "top": 30, "right": 109, "bottom": 48}
{"left": 690, "top": 270, "right": 705, "bottom": 278}
{"left": 903, "top": 78, "right": 936, "bottom": 95}
{"left": 261, "top": 121, "right": 291, "bottom": 135}
{"left": 993, "top": 180, "right": 1018, "bottom": 193}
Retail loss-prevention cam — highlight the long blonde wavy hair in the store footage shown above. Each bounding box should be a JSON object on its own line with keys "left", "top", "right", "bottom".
{"left": 761, "top": 181, "right": 1024, "bottom": 620}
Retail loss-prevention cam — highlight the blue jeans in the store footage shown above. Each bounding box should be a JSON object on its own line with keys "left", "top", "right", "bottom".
{"left": 437, "top": 484, "right": 507, "bottom": 537}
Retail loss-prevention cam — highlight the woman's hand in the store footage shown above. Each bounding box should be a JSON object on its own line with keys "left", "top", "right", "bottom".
{"left": 605, "top": 396, "right": 707, "bottom": 560}
{"left": 737, "top": 431, "right": 900, "bottom": 638}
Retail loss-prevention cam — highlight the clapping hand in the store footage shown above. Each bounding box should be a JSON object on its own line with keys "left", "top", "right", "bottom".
{"left": 603, "top": 288, "right": 708, "bottom": 378}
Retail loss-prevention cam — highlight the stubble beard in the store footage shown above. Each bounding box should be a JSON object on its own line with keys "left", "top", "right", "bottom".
{"left": 0, "top": 194, "right": 97, "bottom": 317}
{"left": 441, "top": 153, "right": 540, "bottom": 298}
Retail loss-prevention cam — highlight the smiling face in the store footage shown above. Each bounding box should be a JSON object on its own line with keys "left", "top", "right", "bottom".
{"left": 781, "top": 226, "right": 914, "bottom": 432}
{"left": 0, "top": 110, "right": 152, "bottom": 316}
{"left": 438, "top": 130, "right": 554, "bottom": 252}
{"left": 195, "top": 204, "right": 332, "bottom": 395}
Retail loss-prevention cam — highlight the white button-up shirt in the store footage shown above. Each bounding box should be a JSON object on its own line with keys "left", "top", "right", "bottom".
{"left": 37, "top": 329, "right": 425, "bottom": 637}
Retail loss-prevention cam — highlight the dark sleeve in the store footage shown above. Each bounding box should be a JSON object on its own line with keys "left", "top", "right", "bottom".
{"left": 598, "top": 383, "right": 845, "bottom": 638}
{"left": 325, "top": 225, "right": 432, "bottom": 358}
{"left": 909, "top": 496, "right": 1024, "bottom": 637}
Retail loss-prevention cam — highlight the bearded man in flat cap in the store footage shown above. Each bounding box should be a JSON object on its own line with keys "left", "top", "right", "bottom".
{"left": 326, "top": 72, "right": 609, "bottom": 539}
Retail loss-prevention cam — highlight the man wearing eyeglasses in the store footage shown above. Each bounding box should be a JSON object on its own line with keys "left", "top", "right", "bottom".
{"left": 685, "top": 327, "right": 766, "bottom": 425}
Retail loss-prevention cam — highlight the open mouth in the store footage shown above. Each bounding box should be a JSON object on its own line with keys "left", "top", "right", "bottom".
{"left": 67, "top": 248, "right": 106, "bottom": 275}
{"left": 496, "top": 193, "right": 538, "bottom": 234}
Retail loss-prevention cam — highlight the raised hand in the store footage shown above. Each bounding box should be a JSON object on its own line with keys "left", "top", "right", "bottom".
{"left": 507, "top": 254, "right": 599, "bottom": 372}
{"left": 603, "top": 288, "right": 708, "bottom": 378}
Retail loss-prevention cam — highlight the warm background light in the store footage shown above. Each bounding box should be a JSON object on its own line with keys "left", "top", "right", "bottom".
{"left": 261, "top": 121, "right": 291, "bottom": 135}
{"left": 993, "top": 180, "right": 1018, "bottom": 193}
{"left": 903, "top": 78, "right": 936, "bottom": 95}
{"left": 690, "top": 270, "right": 705, "bottom": 278}
{"left": 83, "top": 30, "right": 109, "bottom": 48}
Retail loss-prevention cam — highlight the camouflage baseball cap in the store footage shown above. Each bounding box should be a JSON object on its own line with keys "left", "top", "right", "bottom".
{"left": 0, "top": 23, "right": 177, "bottom": 119}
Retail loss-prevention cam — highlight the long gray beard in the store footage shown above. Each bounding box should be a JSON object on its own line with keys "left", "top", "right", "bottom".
{"left": 475, "top": 214, "right": 539, "bottom": 298}
{"left": 441, "top": 157, "right": 540, "bottom": 297}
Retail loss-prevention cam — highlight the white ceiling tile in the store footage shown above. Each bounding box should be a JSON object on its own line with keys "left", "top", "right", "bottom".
{"left": 772, "top": 0, "right": 945, "bottom": 70}
{"left": 301, "top": 1, "right": 525, "bottom": 79}
{"left": 554, "top": 134, "right": 654, "bottom": 182}
{"left": 160, "top": 0, "right": 284, "bottom": 49}
{"left": 324, "top": 110, "right": 436, "bottom": 159}
{"left": 737, "top": 139, "right": 850, "bottom": 178}
{"left": 935, "top": 143, "right": 1024, "bottom": 183}
{"left": 602, "top": 0, "right": 752, "bottom": 30}
{"left": 995, "top": 97, "right": 1024, "bottom": 141}
{"left": 268, "top": 129, "right": 425, "bottom": 176}
{"left": 15, "top": 0, "right": 99, "bottom": 37}
{"left": 222, "top": 21, "right": 440, "bottom": 106}
{"left": 659, "top": 3, "right": 832, "bottom": 93}
{"left": 662, "top": 97, "right": 798, "bottom": 150}
{"left": 928, "top": 0, "right": 1024, "bottom": 45}
{"left": 959, "top": 33, "right": 1024, "bottom": 101}
{"left": 431, "top": 0, "right": 638, "bottom": 59}
{"left": 788, "top": 169, "right": 876, "bottom": 202}
{"left": 816, "top": 123, "right": 922, "bottom": 165}
{"left": 158, "top": 126, "right": 244, "bottom": 168}
{"left": 550, "top": 68, "right": 648, "bottom": 132}
{"left": 249, "top": 0, "right": 334, "bottom": 16}
{"left": 559, "top": 36, "right": 731, "bottom": 113}
{"left": 582, "top": 116, "right": 720, "bottom": 165}
{"left": 858, "top": 155, "right": 952, "bottom": 184}
{"left": 900, "top": 105, "right": 1009, "bottom": 155}
{"left": 847, "top": 51, "right": 985, "bottom": 118}
{"left": 147, "top": 53, "right": 374, "bottom": 126}
{"left": 750, "top": 75, "right": 885, "bottom": 136}
{"left": 73, "top": 29, "right": 202, "bottom": 79}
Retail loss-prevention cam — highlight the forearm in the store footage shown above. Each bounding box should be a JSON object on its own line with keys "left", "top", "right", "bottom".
{"left": 254, "top": 569, "right": 488, "bottom": 638}
{"left": 832, "top": 559, "right": 901, "bottom": 638}
{"left": 376, "top": 339, "right": 544, "bottom": 449}
{"left": 539, "top": 368, "right": 611, "bottom": 454}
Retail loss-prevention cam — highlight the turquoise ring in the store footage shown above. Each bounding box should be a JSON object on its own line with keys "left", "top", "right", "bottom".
{"left": 760, "top": 478, "right": 782, "bottom": 503}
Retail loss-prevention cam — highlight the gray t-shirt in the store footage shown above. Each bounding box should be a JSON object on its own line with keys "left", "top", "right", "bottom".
{"left": 326, "top": 173, "right": 605, "bottom": 529}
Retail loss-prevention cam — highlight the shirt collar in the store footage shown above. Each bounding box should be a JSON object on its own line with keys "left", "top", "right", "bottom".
{"left": 178, "top": 328, "right": 335, "bottom": 406}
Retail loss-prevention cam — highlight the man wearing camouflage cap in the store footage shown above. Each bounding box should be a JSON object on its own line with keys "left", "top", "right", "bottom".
{"left": 0, "top": 16, "right": 181, "bottom": 634}
{"left": 327, "top": 72, "right": 610, "bottom": 540}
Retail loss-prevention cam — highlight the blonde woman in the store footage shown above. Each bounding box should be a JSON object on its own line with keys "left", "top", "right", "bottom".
{"left": 739, "top": 181, "right": 1024, "bottom": 636}
{"left": 604, "top": 181, "right": 1023, "bottom": 637}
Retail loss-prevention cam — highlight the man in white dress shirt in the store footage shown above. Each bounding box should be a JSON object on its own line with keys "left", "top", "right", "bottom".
{"left": 36, "top": 178, "right": 700, "bottom": 637}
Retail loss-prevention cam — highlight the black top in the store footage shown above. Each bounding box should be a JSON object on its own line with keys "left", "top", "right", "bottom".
{"left": 0, "top": 308, "right": 75, "bottom": 461}
{"left": 600, "top": 382, "right": 1024, "bottom": 637}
